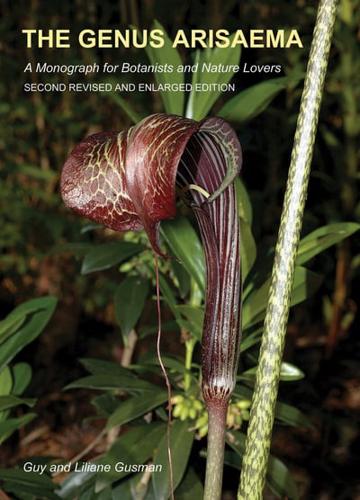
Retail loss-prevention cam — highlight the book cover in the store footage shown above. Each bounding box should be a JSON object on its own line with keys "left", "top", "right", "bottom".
{"left": 1, "top": 1, "right": 359, "bottom": 499}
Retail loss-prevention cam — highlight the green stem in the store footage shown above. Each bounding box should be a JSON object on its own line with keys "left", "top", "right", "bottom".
{"left": 184, "top": 279, "right": 201, "bottom": 392}
{"left": 238, "top": 1, "right": 338, "bottom": 498}
{"left": 203, "top": 402, "right": 227, "bottom": 500}
{"left": 184, "top": 338, "right": 195, "bottom": 392}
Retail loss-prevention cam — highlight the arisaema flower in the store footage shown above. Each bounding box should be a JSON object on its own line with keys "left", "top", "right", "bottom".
{"left": 61, "top": 113, "right": 242, "bottom": 498}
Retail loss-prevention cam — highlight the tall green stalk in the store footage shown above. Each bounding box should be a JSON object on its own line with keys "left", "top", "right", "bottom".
{"left": 238, "top": 1, "right": 338, "bottom": 498}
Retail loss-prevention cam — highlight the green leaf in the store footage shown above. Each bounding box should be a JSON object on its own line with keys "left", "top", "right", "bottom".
{"left": 56, "top": 471, "right": 95, "bottom": 499}
{"left": 226, "top": 431, "right": 298, "bottom": 499}
{"left": 267, "top": 456, "right": 299, "bottom": 500}
{"left": 0, "top": 366, "right": 13, "bottom": 422}
{"left": 114, "top": 277, "right": 149, "bottom": 342}
{"left": 139, "top": 320, "right": 179, "bottom": 339}
{"left": 138, "top": 355, "right": 185, "bottom": 374}
{"left": 97, "top": 486, "right": 113, "bottom": 500}
{"left": 0, "top": 296, "right": 56, "bottom": 345}
{"left": 0, "top": 366, "right": 12, "bottom": 396}
{"left": 104, "top": 93, "right": 144, "bottom": 124}
{"left": 235, "top": 178, "right": 253, "bottom": 226}
{"left": 275, "top": 402, "right": 312, "bottom": 428}
{"left": 290, "top": 267, "right": 323, "bottom": 308}
{"left": 77, "top": 485, "right": 97, "bottom": 500}
{"left": 233, "top": 384, "right": 253, "bottom": 400}
{"left": 242, "top": 361, "right": 304, "bottom": 382}
{"left": 3, "top": 482, "right": 59, "bottom": 500}
{"left": 242, "top": 278, "right": 270, "bottom": 329}
{"left": 240, "top": 327, "right": 263, "bottom": 352}
{"left": 237, "top": 175, "right": 256, "bottom": 283}
{"left": 157, "top": 274, "right": 181, "bottom": 319}
{"left": 297, "top": 222, "right": 360, "bottom": 265}
{"left": 0, "top": 395, "right": 35, "bottom": 412}
{"left": 186, "top": 39, "right": 241, "bottom": 120}
{"left": 223, "top": 449, "right": 243, "bottom": 470}
{"left": 152, "top": 420, "right": 195, "bottom": 500}
{"left": 279, "top": 362, "right": 305, "bottom": 381}
{"left": 81, "top": 242, "right": 144, "bottom": 274}
{"left": 0, "top": 414, "right": 36, "bottom": 444}
{"left": 65, "top": 375, "right": 158, "bottom": 393}
{"left": 145, "top": 21, "right": 184, "bottom": 115}
{"left": 233, "top": 387, "right": 311, "bottom": 429}
{"left": 106, "top": 392, "right": 168, "bottom": 430}
{"left": 171, "top": 260, "right": 190, "bottom": 299}
{"left": 79, "top": 358, "right": 136, "bottom": 378}
{"left": 96, "top": 423, "right": 166, "bottom": 485}
{"left": 92, "top": 394, "right": 120, "bottom": 417}
{"left": 12, "top": 363, "right": 32, "bottom": 395}
{"left": 80, "top": 223, "right": 102, "bottom": 234}
{"left": 219, "top": 77, "right": 294, "bottom": 123}
{"left": 0, "top": 468, "right": 56, "bottom": 490}
{"left": 110, "top": 478, "right": 133, "bottom": 499}
{"left": 242, "top": 266, "right": 322, "bottom": 329}
{"left": 0, "top": 315, "right": 26, "bottom": 345}
{"left": 161, "top": 217, "right": 205, "bottom": 294}
{"left": 0, "top": 297, "right": 57, "bottom": 373}
{"left": 175, "top": 467, "right": 203, "bottom": 500}
{"left": 175, "top": 305, "right": 203, "bottom": 341}
{"left": 240, "top": 219, "right": 256, "bottom": 283}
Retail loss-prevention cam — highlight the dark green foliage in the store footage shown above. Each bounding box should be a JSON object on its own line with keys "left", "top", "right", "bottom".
{"left": 0, "top": 297, "right": 57, "bottom": 495}
{"left": 114, "top": 276, "right": 150, "bottom": 343}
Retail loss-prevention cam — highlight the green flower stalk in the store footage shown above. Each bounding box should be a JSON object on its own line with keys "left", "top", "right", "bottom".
{"left": 238, "top": 0, "right": 339, "bottom": 498}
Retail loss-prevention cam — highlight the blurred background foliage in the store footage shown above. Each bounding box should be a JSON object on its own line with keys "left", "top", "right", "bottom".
{"left": 0, "top": 0, "right": 359, "bottom": 499}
